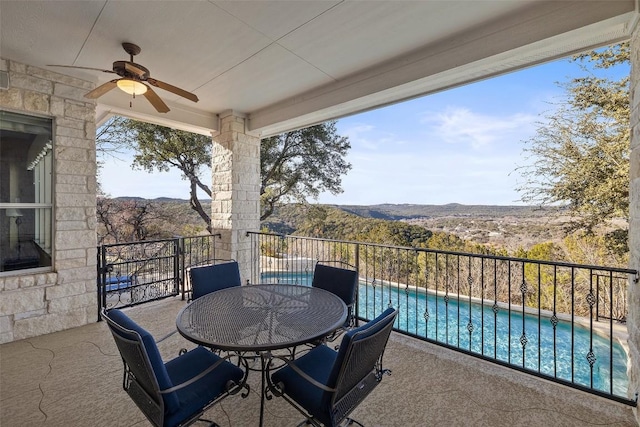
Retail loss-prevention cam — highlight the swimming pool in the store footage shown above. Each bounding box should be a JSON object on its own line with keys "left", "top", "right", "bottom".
{"left": 260, "top": 271, "right": 628, "bottom": 398}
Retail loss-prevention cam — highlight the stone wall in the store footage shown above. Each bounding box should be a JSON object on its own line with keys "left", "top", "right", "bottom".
{"left": 0, "top": 59, "right": 97, "bottom": 343}
{"left": 628, "top": 26, "right": 640, "bottom": 419}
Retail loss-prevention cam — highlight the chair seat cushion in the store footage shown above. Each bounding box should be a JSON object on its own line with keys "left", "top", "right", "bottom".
{"left": 271, "top": 344, "right": 338, "bottom": 424}
{"left": 164, "top": 347, "right": 244, "bottom": 427}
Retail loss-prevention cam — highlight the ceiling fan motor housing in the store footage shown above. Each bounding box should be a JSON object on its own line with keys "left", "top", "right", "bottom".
{"left": 113, "top": 61, "right": 149, "bottom": 79}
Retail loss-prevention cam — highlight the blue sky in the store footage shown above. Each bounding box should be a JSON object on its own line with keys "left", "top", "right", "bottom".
{"left": 99, "top": 53, "right": 628, "bottom": 206}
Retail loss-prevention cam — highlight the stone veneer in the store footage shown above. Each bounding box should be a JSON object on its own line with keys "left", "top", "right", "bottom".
{"left": 0, "top": 59, "right": 97, "bottom": 343}
{"left": 210, "top": 112, "right": 260, "bottom": 283}
{"left": 628, "top": 25, "right": 640, "bottom": 421}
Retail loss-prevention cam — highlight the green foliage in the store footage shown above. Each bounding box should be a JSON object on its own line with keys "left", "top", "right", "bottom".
{"left": 519, "top": 241, "right": 562, "bottom": 262}
{"left": 561, "top": 232, "right": 628, "bottom": 268}
{"left": 259, "top": 226, "right": 288, "bottom": 257}
{"left": 426, "top": 232, "right": 467, "bottom": 252}
{"left": 518, "top": 43, "right": 629, "bottom": 250}
{"left": 126, "top": 121, "right": 212, "bottom": 178}
{"left": 293, "top": 205, "right": 433, "bottom": 248}
{"left": 261, "top": 121, "right": 351, "bottom": 220}
{"left": 426, "top": 231, "right": 499, "bottom": 256}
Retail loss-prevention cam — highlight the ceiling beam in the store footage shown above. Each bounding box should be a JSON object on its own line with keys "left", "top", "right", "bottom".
{"left": 248, "top": 1, "right": 636, "bottom": 137}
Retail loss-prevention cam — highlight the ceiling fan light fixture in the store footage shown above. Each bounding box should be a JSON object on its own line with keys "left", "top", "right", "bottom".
{"left": 117, "top": 78, "right": 147, "bottom": 95}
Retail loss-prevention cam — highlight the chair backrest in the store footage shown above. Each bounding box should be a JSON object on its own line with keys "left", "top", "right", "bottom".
{"left": 102, "top": 309, "right": 180, "bottom": 424}
{"left": 311, "top": 262, "right": 358, "bottom": 307}
{"left": 189, "top": 260, "right": 241, "bottom": 300}
{"left": 324, "top": 307, "right": 398, "bottom": 413}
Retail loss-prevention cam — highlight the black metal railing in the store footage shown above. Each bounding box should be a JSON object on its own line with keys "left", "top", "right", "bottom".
{"left": 96, "top": 231, "right": 638, "bottom": 404}
{"left": 97, "top": 234, "right": 220, "bottom": 314}
{"left": 247, "top": 231, "right": 638, "bottom": 405}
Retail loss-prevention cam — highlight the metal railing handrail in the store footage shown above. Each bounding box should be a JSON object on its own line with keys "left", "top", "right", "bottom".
{"left": 246, "top": 231, "right": 639, "bottom": 278}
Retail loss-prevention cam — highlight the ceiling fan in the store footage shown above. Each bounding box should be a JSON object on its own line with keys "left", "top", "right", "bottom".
{"left": 48, "top": 42, "right": 198, "bottom": 113}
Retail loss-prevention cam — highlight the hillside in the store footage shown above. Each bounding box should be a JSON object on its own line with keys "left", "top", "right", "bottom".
{"left": 110, "top": 198, "right": 573, "bottom": 251}
{"left": 259, "top": 203, "right": 573, "bottom": 251}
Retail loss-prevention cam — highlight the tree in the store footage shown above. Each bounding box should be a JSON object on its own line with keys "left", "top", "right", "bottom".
{"left": 123, "top": 121, "right": 214, "bottom": 233}
{"left": 96, "top": 197, "right": 166, "bottom": 244}
{"left": 260, "top": 121, "right": 351, "bottom": 220}
{"left": 96, "top": 119, "right": 351, "bottom": 232}
{"left": 518, "top": 42, "right": 630, "bottom": 253}
{"left": 96, "top": 119, "right": 215, "bottom": 234}
{"left": 96, "top": 116, "right": 131, "bottom": 158}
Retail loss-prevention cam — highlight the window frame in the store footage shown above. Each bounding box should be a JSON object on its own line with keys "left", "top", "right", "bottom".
{"left": 0, "top": 109, "right": 55, "bottom": 276}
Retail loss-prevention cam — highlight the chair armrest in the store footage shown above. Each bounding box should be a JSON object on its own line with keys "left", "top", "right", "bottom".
{"left": 270, "top": 355, "right": 336, "bottom": 393}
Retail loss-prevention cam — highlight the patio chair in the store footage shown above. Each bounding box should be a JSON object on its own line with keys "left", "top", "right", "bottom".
{"left": 189, "top": 260, "right": 241, "bottom": 301}
{"left": 312, "top": 261, "right": 359, "bottom": 340}
{"left": 269, "top": 307, "right": 398, "bottom": 427}
{"left": 102, "top": 308, "right": 246, "bottom": 427}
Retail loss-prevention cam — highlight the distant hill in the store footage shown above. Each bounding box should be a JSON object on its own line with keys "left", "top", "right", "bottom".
{"left": 112, "top": 196, "right": 210, "bottom": 203}
{"left": 331, "top": 203, "right": 564, "bottom": 220}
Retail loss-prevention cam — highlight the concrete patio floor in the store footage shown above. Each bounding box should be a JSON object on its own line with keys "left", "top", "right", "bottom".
{"left": 1, "top": 297, "right": 637, "bottom": 427}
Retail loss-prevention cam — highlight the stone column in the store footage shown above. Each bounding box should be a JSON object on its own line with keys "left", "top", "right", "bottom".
{"left": 629, "top": 24, "right": 640, "bottom": 417}
{"left": 211, "top": 111, "right": 260, "bottom": 283}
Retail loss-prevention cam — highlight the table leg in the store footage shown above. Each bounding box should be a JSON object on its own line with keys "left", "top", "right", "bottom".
{"left": 260, "top": 353, "right": 267, "bottom": 427}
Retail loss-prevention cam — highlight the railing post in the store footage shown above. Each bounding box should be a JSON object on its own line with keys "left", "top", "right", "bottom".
{"left": 595, "top": 274, "right": 600, "bottom": 322}
{"left": 96, "top": 245, "right": 101, "bottom": 321}
{"left": 178, "top": 236, "right": 186, "bottom": 300}
{"left": 355, "top": 243, "right": 360, "bottom": 321}
{"left": 173, "top": 237, "right": 181, "bottom": 297}
{"left": 97, "top": 244, "right": 108, "bottom": 321}
{"left": 211, "top": 233, "right": 220, "bottom": 263}
{"left": 247, "top": 231, "right": 257, "bottom": 284}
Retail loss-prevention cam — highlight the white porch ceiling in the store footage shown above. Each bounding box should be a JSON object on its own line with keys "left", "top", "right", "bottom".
{"left": 1, "top": 1, "right": 638, "bottom": 137}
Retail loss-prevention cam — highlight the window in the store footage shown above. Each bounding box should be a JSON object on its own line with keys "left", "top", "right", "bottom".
{"left": 0, "top": 110, "right": 53, "bottom": 273}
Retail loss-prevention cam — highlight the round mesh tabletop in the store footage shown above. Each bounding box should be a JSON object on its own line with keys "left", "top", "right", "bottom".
{"left": 176, "top": 284, "right": 348, "bottom": 351}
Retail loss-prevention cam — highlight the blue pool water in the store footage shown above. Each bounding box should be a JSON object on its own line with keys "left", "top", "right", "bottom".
{"left": 261, "top": 271, "right": 629, "bottom": 398}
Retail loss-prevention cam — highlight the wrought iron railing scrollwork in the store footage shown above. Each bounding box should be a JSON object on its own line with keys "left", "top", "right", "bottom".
{"left": 97, "top": 234, "right": 221, "bottom": 315}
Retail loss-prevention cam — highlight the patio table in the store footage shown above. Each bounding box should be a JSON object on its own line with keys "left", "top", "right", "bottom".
{"left": 176, "top": 284, "right": 348, "bottom": 426}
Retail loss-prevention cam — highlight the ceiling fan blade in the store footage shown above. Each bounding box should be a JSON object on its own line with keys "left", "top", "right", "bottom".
{"left": 147, "top": 78, "right": 199, "bottom": 103}
{"left": 84, "top": 79, "right": 119, "bottom": 99}
{"left": 48, "top": 64, "right": 115, "bottom": 74}
{"left": 124, "top": 62, "right": 147, "bottom": 77}
{"left": 143, "top": 85, "right": 170, "bottom": 113}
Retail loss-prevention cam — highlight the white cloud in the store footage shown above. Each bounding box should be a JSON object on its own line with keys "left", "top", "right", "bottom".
{"left": 420, "top": 107, "right": 537, "bottom": 149}
{"left": 339, "top": 122, "right": 407, "bottom": 151}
